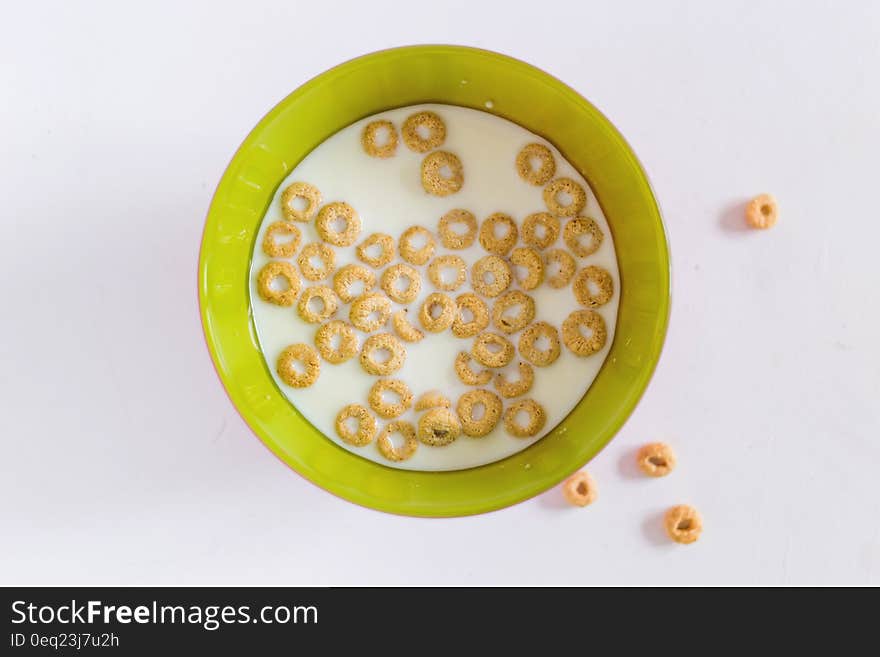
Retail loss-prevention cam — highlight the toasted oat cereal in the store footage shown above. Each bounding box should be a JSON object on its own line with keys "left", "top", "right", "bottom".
{"left": 297, "top": 242, "right": 336, "bottom": 281}
{"left": 516, "top": 143, "right": 556, "bottom": 186}
{"left": 478, "top": 213, "right": 518, "bottom": 256}
{"left": 349, "top": 292, "right": 392, "bottom": 332}
{"left": 361, "top": 120, "right": 398, "bottom": 158}
{"left": 544, "top": 249, "right": 576, "bottom": 288}
{"left": 428, "top": 255, "right": 467, "bottom": 291}
{"left": 280, "top": 182, "right": 322, "bottom": 222}
{"left": 438, "top": 209, "right": 477, "bottom": 249}
{"left": 451, "top": 293, "right": 489, "bottom": 339}
{"left": 356, "top": 232, "right": 395, "bottom": 269}
{"left": 276, "top": 343, "right": 320, "bottom": 388}
{"left": 503, "top": 398, "right": 546, "bottom": 438}
{"left": 368, "top": 378, "right": 413, "bottom": 419}
{"left": 335, "top": 404, "right": 377, "bottom": 446}
{"left": 414, "top": 391, "right": 452, "bottom": 411}
{"left": 522, "top": 212, "right": 560, "bottom": 250}
{"left": 333, "top": 264, "right": 376, "bottom": 303}
{"left": 543, "top": 177, "right": 586, "bottom": 217}
{"left": 421, "top": 151, "right": 464, "bottom": 196}
{"left": 664, "top": 505, "right": 702, "bottom": 544}
{"left": 471, "top": 255, "right": 511, "bottom": 298}
{"left": 562, "top": 309, "right": 607, "bottom": 357}
{"left": 314, "top": 320, "right": 359, "bottom": 364}
{"left": 456, "top": 389, "right": 502, "bottom": 438}
{"left": 262, "top": 221, "right": 302, "bottom": 258}
{"left": 454, "top": 352, "right": 493, "bottom": 386}
{"left": 563, "top": 217, "right": 604, "bottom": 257}
{"left": 360, "top": 333, "right": 406, "bottom": 376}
{"left": 509, "top": 247, "right": 544, "bottom": 291}
{"left": 494, "top": 362, "right": 534, "bottom": 399}
{"left": 573, "top": 265, "right": 614, "bottom": 308}
{"left": 518, "top": 322, "right": 561, "bottom": 366}
{"left": 402, "top": 110, "right": 446, "bottom": 153}
{"left": 418, "top": 292, "right": 456, "bottom": 333}
{"left": 256, "top": 261, "right": 301, "bottom": 306}
{"left": 491, "top": 290, "right": 536, "bottom": 334}
{"left": 637, "top": 442, "right": 677, "bottom": 477}
{"left": 297, "top": 286, "right": 339, "bottom": 323}
{"left": 398, "top": 225, "right": 436, "bottom": 266}
{"left": 381, "top": 263, "right": 422, "bottom": 304}
{"left": 472, "top": 332, "right": 515, "bottom": 368}
{"left": 377, "top": 420, "right": 418, "bottom": 461}
{"left": 417, "top": 407, "right": 461, "bottom": 446}
{"left": 316, "top": 201, "right": 362, "bottom": 247}
{"left": 746, "top": 193, "right": 778, "bottom": 229}
{"left": 391, "top": 310, "right": 425, "bottom": 343}
{"left": 562, "top": 471, "right": 597, "bottom": 507}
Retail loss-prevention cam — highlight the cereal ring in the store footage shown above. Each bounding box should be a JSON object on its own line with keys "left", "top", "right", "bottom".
{"left": 417, "top": 407, "right": 461, "bottom": 447}
{"left": 509, "top": 247, "right": 544, "bottom": 291}
{"left": 544, "top": 249, "right": 576, "bottom": 288}
{"left": 314, "top": 320, "right": 359, "bottom": 364}
{"left": 276, "top": 343, "right": 320, "bottom": 388}
{"left": 414, "top": 391, "right": 451, "bottom": 411}
{"left": 361, "top": 120, "right": 398, "bottom": 158}
{"left": 377, "top": 421, "right": 418, "bottom": 462}
{"left": 360, "top": 333, "right": 405, "bottom": 376}
{"left": 451, "top": 293, "right": 489, "bottom": 339}
{"left": 297, "top": 242, "right": 335, "bottom": 281}
{"left": 746, "top": 193, "right": 778, "bottom": 229}
{"left": 335, "top": 404, "right": 377, "bottom": 447}
{"left": 563, "top": 217, "right": 604, "bottom": 257}
{"left": 562, "top": 310, "right": 607, "bottom": 356}
{"left": 256, "top": 261, "right": 301, "bottom": 306}
{"left": 349, "top": 292, "right": 392, "bottom": 332}
{"left": 472, "top": 332, "right": 515, "bottom": 368}
{"left": 438, "top": 209, "right": 477, "bottom": 249}
{"left": 402, "top": 110, "right": 446, "bottom": 153}
{"left": 518, "top": 322, "right": 561, "bottom": 366}
{"left": 316, "top": 202, "right": 361, "bottom": 247}
{"left": 280, "top": 182, "right": 322, "bottom": 222}
{"left": 454, "top": 352, "right": 493, "bottom": 386}
{"left": 491, "top": 290, "right": 536, "bottom": 334}
{"left": 391, "top": 310, "right": 425, "bottom": 343}
{"left": 573, "top": 265, "right": 614, "bottom": 308}
{"left": 381, "top": 263, "right": 422, "bottom": 304}
{"left": 262, "top": 221, "right": 302, "bottom": 258}
{"left": 418, "top": 292, "right": 456, "bottom": 333}
{"left": 478, "top": 213, "right": 518, "bottom": 256}
{"left": 398, "top": 226, "right": 436, "bottom": 266}
{"left": 522, "top": 212, "right": 560, "bottom": 250}
{"left": 368, "top": 378, "right": 413, "bottom": 419}
{"left": 562, "top": 471, "right": 598, "bottom": 507}
{"left": 428, "top": 255, "right": 467, "bottom": 291}
{"left": 297, "top": 286, "right": 339, "bottom": 323}
{"left": 471, "top": 255, "right": 511, "bottom": 298}
{"left": 503, "top": 398, "right": 546, "bottom": 438}
{"left": 543, "top": 177, "right": 587, "bottom": 217}
{"left": 421, "top": 151, "right": 464, "bottom": 197}
{"left": 356, "top": 233, "right": 395, "bottom": 269}
{"left": 456, "top": 389, "right": 502, "bottom": 438}
{"left": 494, "top": 362, "right": 534, "bottom": 399}
{"left": 516, "top": 143, "right": 556, "bottom": 186}
{"left": 333, "top": 264, "right": 376, "bottom": 303}
{"left": 636, "top": 442, "right": 677, "bottom": 477}
{"left": 664, "top": 505, "right": 703, "bottom": 544}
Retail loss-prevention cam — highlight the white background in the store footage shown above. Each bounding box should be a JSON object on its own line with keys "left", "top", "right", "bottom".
{"left": 2, "top": 0, "right": 878, "bottom": 586}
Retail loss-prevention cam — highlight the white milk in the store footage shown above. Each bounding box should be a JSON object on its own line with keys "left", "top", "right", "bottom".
{"left": 249, "top": 104, "right": 620, "bottom": 471}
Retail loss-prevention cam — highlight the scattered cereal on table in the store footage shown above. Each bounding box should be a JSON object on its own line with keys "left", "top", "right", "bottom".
{"left": 636, "top": 442, "right": 676, "bottom": 477}
{"left": 745, "top": 193, "right": 778, "bottom": 229}
{"left": 664, "top": 505, "right": 703, "bottom": 544}
{"left": 562, "top": 471, "right": 598, "bottom": 507}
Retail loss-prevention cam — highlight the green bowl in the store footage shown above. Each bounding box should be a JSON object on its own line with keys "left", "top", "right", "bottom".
{"left": 199, "top": 45, "right": 669, "bottom": 517}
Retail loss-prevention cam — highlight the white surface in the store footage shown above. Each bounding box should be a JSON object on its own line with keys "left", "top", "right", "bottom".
{"left": 250, "top": 104, "right": 619, "bottom": 471}
{"left": 1, "top": 0, "right": 878, "bottom": 585}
